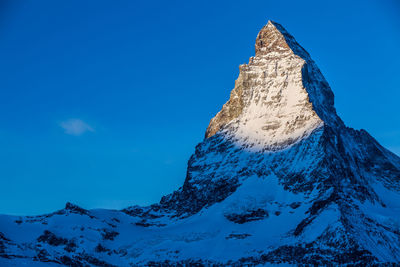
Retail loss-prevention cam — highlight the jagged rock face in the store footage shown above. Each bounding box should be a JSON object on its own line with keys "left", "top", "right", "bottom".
{"left": 206, "top": 21, "right": 341, "bottom": 151}
{"left": 1, "top": 21, "right": 400, "bottom": 266}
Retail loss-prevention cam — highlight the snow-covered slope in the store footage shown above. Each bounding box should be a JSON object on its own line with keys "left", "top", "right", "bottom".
{"left": 1, "top": 21, "right": 400, "bottom": 266}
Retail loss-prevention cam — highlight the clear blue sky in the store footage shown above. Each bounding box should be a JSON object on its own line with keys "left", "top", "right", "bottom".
{"left": 1, "top": 0, "right": 399, "bottom": 215}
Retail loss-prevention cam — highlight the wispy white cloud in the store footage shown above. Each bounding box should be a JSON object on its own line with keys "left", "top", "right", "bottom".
{"left": 60, "top": 119, "right": 94, "bottom": 136}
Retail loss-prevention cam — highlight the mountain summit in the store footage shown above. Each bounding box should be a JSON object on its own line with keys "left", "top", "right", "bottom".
{"left": 1, "top": 21, "right": 400, "bottom": 266}
{"left": 206, "top": 20, "right": 341, "bottom": 150}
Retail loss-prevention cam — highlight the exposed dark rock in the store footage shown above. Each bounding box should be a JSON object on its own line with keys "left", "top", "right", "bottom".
{"left": 1, "top": 20, "right": 400, "bottom": 266}
{"left": 64, "top": 240, "right": 77, "bottom": 252}
{"left": 289, "top": 202, "right": 301, "bottom": 209}
{"left": 225, "top": 208, "right": 269, "bottom": 224}
{"left": 225, "top": 233, "right": 251, "bottom": 240}
{"left": 37, "top": 230, "right": 68, "bottom": 246}
{"left": 95, "top": 244, "right": 109, "bottom": 253}
{"left": 65, "top": 202, "right": 89, "bottom": 215}
{"left": 101, "top": 229, "right": 119, "bottom": 241}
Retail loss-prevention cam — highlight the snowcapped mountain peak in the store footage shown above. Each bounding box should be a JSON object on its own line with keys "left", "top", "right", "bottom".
{"left": 255, "top": 20, "right": 293, "bottom": 56}
{"left": 256, "top": 20, "right": 312, "bottom": 57}
{"left": 206, "top": 21, "right": 342, "bottom": 151}
{"left": 1, "top": 20, "right": 400, "bottom": 266}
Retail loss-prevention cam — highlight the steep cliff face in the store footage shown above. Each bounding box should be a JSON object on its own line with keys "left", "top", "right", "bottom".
{"left": 1, "top": 21, "right": 400, "bottom": 266}
{"left": 206, "top": 21, "right": 341, "bottom": 149}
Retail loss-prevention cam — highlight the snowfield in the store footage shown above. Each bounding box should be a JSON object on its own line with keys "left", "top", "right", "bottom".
{"left": 1, "top": 20, "right": 400, "bottom": 266}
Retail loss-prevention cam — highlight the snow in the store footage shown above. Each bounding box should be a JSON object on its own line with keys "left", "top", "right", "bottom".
{"left": 1, "top": 20, "right": 400, "bottom": 266}
{"left": 221, "top": 49, "right": 324, "bottom": 152}
{"left": 0, "top": 173, "right": 315, "bottom": 265}
{"left": 209, "top": 21, "right": 341, "bottom": 152}
{"left": 0, "top": 258, "right": 59, "bottom": 266}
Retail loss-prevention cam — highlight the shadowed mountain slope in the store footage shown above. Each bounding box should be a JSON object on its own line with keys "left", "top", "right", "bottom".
{"left": 1, "top": 21, "right": 400, "bottom": 266}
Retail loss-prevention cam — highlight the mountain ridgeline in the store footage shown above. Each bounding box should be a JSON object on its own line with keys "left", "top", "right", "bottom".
{"left": 1, "top": 21, "right": 400, "bottom": 266}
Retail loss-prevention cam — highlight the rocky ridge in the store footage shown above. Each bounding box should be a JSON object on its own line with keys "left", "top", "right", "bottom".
{"left": 1, "top": 21, "right": 400, "bottom": 266}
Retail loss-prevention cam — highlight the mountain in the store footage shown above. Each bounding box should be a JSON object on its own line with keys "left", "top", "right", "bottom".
{"left": 1, "top": 20, "right": 400, "bottom": 266}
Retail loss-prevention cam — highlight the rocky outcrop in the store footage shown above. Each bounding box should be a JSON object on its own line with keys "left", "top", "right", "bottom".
{"left": 206, "top": 21, "right": 339, "bottom": 151}
{"left": 1, "top": 20, "right": 400, "bottom": 266}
